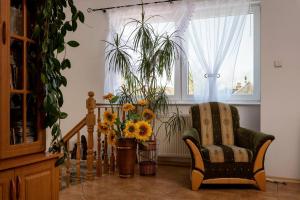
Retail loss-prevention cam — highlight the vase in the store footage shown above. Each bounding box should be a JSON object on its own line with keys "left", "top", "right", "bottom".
{"left": 116, "top": 138, "right": 137, "bottom": 178}
{"left": 138, "top": 140, "right": 158, "bottom": 176}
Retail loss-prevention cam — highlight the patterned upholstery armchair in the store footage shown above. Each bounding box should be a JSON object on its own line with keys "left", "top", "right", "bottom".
{"left": 183, "top": 102, "right": 274, "bottom": 191}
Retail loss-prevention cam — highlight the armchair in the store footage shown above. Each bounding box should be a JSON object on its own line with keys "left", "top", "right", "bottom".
{"left": 183, "top": 102, "right": 274, "bottom": 191}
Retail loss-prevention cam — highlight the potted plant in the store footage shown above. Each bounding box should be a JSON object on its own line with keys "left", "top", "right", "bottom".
{"left": 99, "top": 93, "right": 155, "bottom": 177}
{"left": 105, "top": 5, "right": 187, "bottom": 175}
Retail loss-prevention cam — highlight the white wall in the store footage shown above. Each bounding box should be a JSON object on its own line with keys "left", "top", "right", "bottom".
{"left": 261, "top": 0, "right": 300, "bottom": 180}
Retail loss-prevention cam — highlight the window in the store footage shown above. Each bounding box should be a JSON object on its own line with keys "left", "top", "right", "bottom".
{"left": 176, "top": 6, "right": 260, "bottom": 103}
{"left": 105, "top": 3, "right": 260, "bottom": 104}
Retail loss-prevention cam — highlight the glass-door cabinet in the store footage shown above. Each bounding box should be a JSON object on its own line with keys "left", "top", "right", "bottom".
{"left": 0, "top": 0, "right": 45, "bottom": 159}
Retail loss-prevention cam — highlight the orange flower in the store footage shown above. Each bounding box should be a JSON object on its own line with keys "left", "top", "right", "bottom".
{"left": 137, "top": 99, "right": 149, "bottom": 106}
{"left": 98, "top": 122, "right": 110, "bottom": 135}
{"left": 103, "top": 93, "right": 114, "bottom": 101}
{"left": 136, "top": 121, "right": 152, "bottom": 141}
{"left": 142, "top": 108, "right": 156, "bottom": 122}
{"left": 103, "top": 110, "right": 117, "bottom": 125}
{"left": 124, "top": 121, "right": 139, "bottom": 138}
{"left": 122, "top": 103, "right": 135, "bottom": 112}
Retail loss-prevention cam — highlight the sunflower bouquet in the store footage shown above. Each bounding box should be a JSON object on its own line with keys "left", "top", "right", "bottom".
{"left": 99, "top": 93, "right": 156, "bottom": 144}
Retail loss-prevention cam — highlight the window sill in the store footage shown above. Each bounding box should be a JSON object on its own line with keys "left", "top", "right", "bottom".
{"left": 167, "top": 99, "right": 261, "bottom": 106}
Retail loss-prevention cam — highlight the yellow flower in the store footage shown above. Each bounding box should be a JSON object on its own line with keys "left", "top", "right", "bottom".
{"left": 103, "top": 93, "right": 114, "bottom": 101}
{"left": 136, "top": 121, "right": 152, "bottom": 141}
{"left": 98, "top": 122, "right": 110, "bottom": 135}
{"left": 124, "top": 121, "right": 139, "bottom": 138}
{"left": 142, "top": 108, "right": 156, "bottom": 122}
{"left": 108, "top": 130, "right": 117, "bottom": 146}
{"left": 122, "top": 103, "right": 135, "bottom": 112}
{"left": 137, "top": 99, "right": 149, "bottom": 106}
{"left": 103, "top": 110, "right": 117, "bottom": 125}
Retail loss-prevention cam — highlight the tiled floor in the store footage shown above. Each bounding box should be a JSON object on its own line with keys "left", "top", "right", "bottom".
{"left": 60, "top": 165, "right": 300, "bottom": 200}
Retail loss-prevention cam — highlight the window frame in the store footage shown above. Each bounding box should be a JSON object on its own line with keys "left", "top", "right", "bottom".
{"left": 168, "top": 5, "right": 261, "bottom": 105}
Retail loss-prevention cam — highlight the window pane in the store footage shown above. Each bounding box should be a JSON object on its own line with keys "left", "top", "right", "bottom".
{"left": 186, "top": 13, "right": 255, "bottom": 98}
{"left": 232, "top": 14, "right": 254, "bottom": 95}
{"left": 10, "top": 94, "right": 24, "bottom": 145}
{"left": 188, "top": 69, "right": 194, "bottom": 95}
{"left": 10, "top": 0, "right": 23, "bottom": 36}
{"left": 10, "top": 39, "right": 24, "bottom": 90}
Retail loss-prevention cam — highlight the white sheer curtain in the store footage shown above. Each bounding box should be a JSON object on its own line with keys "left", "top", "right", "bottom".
{"left": 104, "top": 1, "right": 189, "bottom": 94}
{"left": 104, "top": 0, "right": 252, "bottom": 101}
{"left": 184, "top": 0, "right": 250, "bottom": 101}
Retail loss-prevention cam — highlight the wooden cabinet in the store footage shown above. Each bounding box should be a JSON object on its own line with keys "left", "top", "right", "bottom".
{"left": 0, "top": 154, "right": 59, "bottom": 200}
{"left": 15, "top": 159, "right": 59, "bottom": 200}
{"left": 0, "top": 0, "right": 45, "bottom": 160}
{"left": 0, "top": 1, "right": 60, "bottom": 199}
{"left": 0, "top": 170, "right": 14, "bottom": 200}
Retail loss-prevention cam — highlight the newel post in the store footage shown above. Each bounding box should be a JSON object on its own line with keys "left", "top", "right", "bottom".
{"left": 86, "top": 91, "right": 96, "bottom": 181}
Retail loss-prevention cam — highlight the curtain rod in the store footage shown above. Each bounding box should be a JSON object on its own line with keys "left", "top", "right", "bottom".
{"left": 87, "top": 0, "right": 260, "bottom": 13}
{"left": 87, "top": 0, "right": 181, "bottom": 13}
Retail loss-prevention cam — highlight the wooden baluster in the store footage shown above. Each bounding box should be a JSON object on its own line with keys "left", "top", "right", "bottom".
{"left": 86, "top": 91, "right": 96, "bottom": 181}
{"left": 103, "top": 107, "right": 109, "bottom": 174}
{"left": 110, "top": 145, "right": 115, "bottom": 174}
{"left": 103, "top": 134, "right": 109, "bottom": 174}
{"left": 66, "top": 141, "right": 71, "bottom": 187}
{"left": 96, "top": 107, "right": 102, "bottom": 177}
{"left": 59, "top": 167, "right": 62, "bottom": 190}
{"left": 76, "top": 132, "right": 81, "bottom": 183}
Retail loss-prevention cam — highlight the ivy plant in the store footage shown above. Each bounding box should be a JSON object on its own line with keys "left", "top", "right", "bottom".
{"left": 32, "top": 0, "right": 84, "bottom": 165}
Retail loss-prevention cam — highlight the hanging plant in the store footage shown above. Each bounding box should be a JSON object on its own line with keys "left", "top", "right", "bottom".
{"left": 32, "top": 0, "right": 84, "bottom": 165}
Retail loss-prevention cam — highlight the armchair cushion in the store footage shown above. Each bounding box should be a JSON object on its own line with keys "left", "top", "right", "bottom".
{"left": 190, "top": 102, "right": 240, "bottom": 146}
{"left": 201, "top": 145, "right": 253, "bottom": 163}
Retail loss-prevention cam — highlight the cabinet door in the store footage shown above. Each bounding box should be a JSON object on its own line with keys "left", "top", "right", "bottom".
{"left": 0, "top": 170, "right": 15, "bottom": 200}
{"left": 15, "top": 160, "right": 59, "bottom": 200}
{"left": 0, "top": 0, "right": 46, "bottom": 160}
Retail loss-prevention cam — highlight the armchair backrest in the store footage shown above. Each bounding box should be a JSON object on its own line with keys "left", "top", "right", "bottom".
{"left": 190, "top": 102, "right": 240, "bottom": 146}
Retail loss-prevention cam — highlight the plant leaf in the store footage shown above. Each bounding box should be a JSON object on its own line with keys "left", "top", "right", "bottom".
{"left": 67, "top": 40, "right": 80, "bottom": 47}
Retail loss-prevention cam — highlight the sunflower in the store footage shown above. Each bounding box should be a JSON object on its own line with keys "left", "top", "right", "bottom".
{"left": 142, "top": 108, "right": 156, "bottom": 122}
{"left": 98, "top": 122, "right": 110, "bottom": 135}
{"left": 124, "top": 121, "right": 139, "bottom": 138}
{"left": 122, "top": 103, "right": 135, "bottom": 112}
{"left": 108, "top": 130, "right": 116, "bottom": 146}
{"left": 136, "top": 121, "right": 152, "bottom": 141}
{"left": 137, "top": 99, "right": 149, "bottom": 106}
{"left": 103, "top": 110, "right": 117, "bottom": 125}
{"left": 103, "top": 93, "right": 114, "bottom": 101}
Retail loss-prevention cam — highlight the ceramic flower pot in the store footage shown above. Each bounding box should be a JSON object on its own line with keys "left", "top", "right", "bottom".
{"left": 116, "top": 138, "right": 137, "bottom": 178}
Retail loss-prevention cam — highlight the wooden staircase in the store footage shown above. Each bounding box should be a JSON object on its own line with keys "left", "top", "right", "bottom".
{"left": 59, "top": 91, "right": 121, "bottom": 189}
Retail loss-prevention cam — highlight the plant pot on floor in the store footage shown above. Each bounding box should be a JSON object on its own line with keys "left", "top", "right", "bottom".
{"left": 138, "top": 140, "right": 158, "bottom": 176}
{"left": 116, "top": 138, "right": 137, "bottom": 178}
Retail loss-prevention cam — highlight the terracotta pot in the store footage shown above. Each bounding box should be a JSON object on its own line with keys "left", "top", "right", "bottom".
{"left": 116, "top": 138, "right": 137, "bottom": 178}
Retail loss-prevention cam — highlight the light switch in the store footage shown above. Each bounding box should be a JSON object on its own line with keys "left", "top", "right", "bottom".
{"left": 273, "top": 60, "right": 282, "bottom": 68}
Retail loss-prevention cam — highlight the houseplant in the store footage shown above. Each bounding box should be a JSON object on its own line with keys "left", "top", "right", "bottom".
{"left": 105, "top": 4, "right": 187, "bottom": 174}
{"left": 32, "top": 0, "right": 84, "bottom": 164}
{"left": 100, "top": 93, "right": 156, "bottom": 177}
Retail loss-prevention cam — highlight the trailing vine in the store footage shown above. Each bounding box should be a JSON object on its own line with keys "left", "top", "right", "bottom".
{"left": 32, "top": 0, "right": 84, "bottom": 165}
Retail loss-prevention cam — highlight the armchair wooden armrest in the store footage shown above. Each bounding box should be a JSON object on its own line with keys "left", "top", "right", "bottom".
{"left": 236, "top": 127, "right": 275, "bottom": 191}
{"left": 183, "top": 128, "right": 205, "bottom": 190}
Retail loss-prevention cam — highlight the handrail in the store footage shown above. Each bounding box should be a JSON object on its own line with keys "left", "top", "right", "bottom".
{"left": 63, "top": 117, "right": 86, "bottom": 143}
{"left": 60, "top": 92, "right": 121, "bottom": 189}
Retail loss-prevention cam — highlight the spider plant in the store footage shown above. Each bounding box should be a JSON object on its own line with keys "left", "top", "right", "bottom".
{"left": 105, "top": 4, "right": 187, "bottom": 140}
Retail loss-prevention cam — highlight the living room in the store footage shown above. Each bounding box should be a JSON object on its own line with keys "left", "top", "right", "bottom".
{"left": 0, "top": 0, "right": 299, "bottom": 199}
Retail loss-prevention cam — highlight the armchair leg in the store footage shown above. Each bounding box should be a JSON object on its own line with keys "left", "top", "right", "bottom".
{"left": 254, "top": 170, "right": 266, "bottom": 191}
{"left": 191, "top": 170, "right": 203, "bottom": 191}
